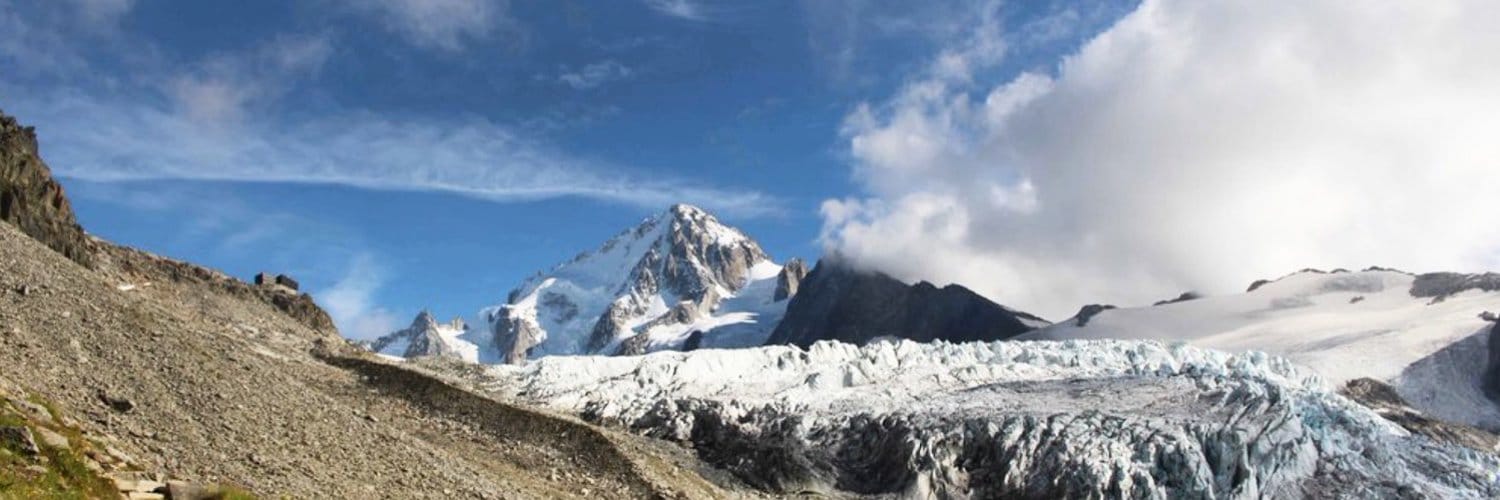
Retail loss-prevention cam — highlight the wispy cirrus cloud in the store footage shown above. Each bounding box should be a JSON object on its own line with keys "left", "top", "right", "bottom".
{"left": 341, "top": 0, "right": 513, "bottom": 51}
{"left": 642, "top": 0, "right": 706, "bottom": 21}
{"left": 14, "top": 88, "right": 782, "bottom": 218}
{"left": 2, "top": 1, "right": 780, "bottom": 218}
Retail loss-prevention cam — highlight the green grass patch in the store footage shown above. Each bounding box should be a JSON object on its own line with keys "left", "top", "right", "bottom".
{"left": 0, "top": 394, "right": 117, "bottom": 499}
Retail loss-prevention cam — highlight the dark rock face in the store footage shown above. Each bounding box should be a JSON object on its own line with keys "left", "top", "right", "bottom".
{"left": 1073, "top": 304, "right": 1117, "bottom": 327}
{"left": 1153, "top": 292, "right": 1201, "bottom": 306}
{"left": 0, "top": 111, "right": 93, "bottom": 268}
{"left": 765, "top": 259, "right": 1047, "bottom": 348}
{"left": 682, "top": 330, "right": 705, "bottom": 351}
{"left": 1486, "top": 319, "right": 1500, "bottom": 403}
{"left": 614, "top": 333, "right": 652, "bottom": 356}
{"left": 774, "top": 258, "right": 808, "bottom": 302}
{"left": 1409, "top": 272, "right": 1500, "bottom": 300}
{"left": 1341, "top": 378, "right": 1499, "bottom": 451}
{"left": 493, "top": 310, "right": 543, "bottom": 364}
{"left": 1246, "top": 279, "right": 1272, "bottom": 292}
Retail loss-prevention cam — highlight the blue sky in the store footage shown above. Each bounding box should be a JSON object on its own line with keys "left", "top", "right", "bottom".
{"left": 1, "top": 0, "right": 1137, "bottom": 336}
{"left": 7, "top": 0, "right": 1496, "bottom": 335}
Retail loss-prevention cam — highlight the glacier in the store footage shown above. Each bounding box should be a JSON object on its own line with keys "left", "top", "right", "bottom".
{"left": 480, "top": 339, "right": 1500, "bottom": 498}
{"left": 1022, "top": 268, "right": 1500, "bottom": 431}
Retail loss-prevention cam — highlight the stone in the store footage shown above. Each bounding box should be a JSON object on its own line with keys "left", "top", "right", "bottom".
{"left": 34, "top": 426, "right": 68, "bottom": 449}
{"left": 112, "top": 474, "right": 166, "bottom": 493}
{"left": 253, "top": 272, "right": 270, "bottom": 286}
{"left": 126, "top": 493, "right": 165, "bottom": 500}
{"left": 0, "top": 425, "right": 38, "bottom": 455}
{"left": 8, "top": 396, "right": 53, "bottom": 425}
{"left": 97, "top": 390, "right": 136, "bottom": 413}
{"left": 161, "top": 480, "right": 217, "bottom": 500}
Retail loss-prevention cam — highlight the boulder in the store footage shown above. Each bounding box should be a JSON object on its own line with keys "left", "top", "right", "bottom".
{"left": 0, "top": 425, "right": 38, "bottom": 455}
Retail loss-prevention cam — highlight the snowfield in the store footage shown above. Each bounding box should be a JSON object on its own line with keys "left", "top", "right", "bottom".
{"left": 481, "top": 339, "right": 1500, "bottom": 498}
{"left": 1022, "top": 269, "right": 1500, "bottom": 430}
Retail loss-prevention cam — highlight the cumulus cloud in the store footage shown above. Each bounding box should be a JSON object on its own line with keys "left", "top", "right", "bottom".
{"left": 824, "top": 0, "right": 1500, "bottom": 319}
{"left": 318, "top": 253, "right": 402, "bottom": 340}
{"left": 166, "top": 34, "right": 332, "bottom": 123}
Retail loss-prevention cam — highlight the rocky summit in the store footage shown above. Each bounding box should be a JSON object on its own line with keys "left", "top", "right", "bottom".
{"left": 765, "top": 257, "right": 1050, "bottom": 348}
{"left": 485, "top": 203, "right": 798, "bottom": 363}
{"left": 367, "top": 310, "right": 474, "bottom": 361}
{"left": 0, "top": 110, "right": 92, "bottom": 268}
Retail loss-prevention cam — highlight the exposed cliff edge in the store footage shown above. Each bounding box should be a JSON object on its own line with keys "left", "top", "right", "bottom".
{"left": 0, "top": 110, "right": 92, "bottom": 268}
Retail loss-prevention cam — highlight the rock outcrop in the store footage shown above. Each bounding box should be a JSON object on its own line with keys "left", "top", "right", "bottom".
{"left": 368, "top": 311, "right": 469, "bottom": 359}
{"left": 765, "top": 258, "right": 1048, "bottom": 348}
{"left": 1152, "top": 291, "right": 1201, "bottom": 306}
{"left": 1072, "top": 304, "right": 1117, "bottom": 327}
{"left": 1341, "top": 378, "right": 1499, "bottom": 451}
{"left": 1410, "top": 272, "right": 1500, "bottom": 300}
{"left": 0, "top": 110, "right": 92, "bottom": 268}
{"left": 1486, "top": 316, "right": 1500, "bottom": 403}
{"left": 773, "top": 258, "right": 807, "bottom": 302}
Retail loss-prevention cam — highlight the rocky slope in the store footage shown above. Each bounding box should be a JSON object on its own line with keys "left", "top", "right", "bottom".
{"left": 0, "top": 110, "right": 92, "bottom": 268}
{"left": 765, "top": 257, "right": 1049, "bottom": 348}
{"left": 485, "top": 204, "right": 796, "bottom": 364}
{"left": 0, "top": 110, "right": 741, "bottom": 498}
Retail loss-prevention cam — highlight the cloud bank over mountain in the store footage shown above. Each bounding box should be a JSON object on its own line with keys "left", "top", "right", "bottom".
{"left": 824, "top": 0, "right": 1500, "bottom": 318}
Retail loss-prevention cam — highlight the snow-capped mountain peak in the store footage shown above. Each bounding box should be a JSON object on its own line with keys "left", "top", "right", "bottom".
{"left": 485, "top": 204, "right": 794, "bottom": 364}
{"left": 367, "top": 310, "right": 477, "bottom": 361}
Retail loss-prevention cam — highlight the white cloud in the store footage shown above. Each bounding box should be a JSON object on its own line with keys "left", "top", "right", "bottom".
{"left": 318, "top": 253, "right": 402, "bottom": 340}
{"left": 643, "top": 0, "right": 705, "bottom": 21}
{"left": 13, "top": 88, "right": 782, "bottom": 218}
{"left": 825, "top": 0, "right": 1500, "bottom": 319}
{"left": 66, "top": 0, "right": 135, "bottom": 27}
{"left": 549, "top": 60, "right": 635, "bottom": 90}
{"left": 349, "top": 0, "right": 509, "bottom": 51}
{"left": 167, "top": 34, "right": 332, "bottom": 124}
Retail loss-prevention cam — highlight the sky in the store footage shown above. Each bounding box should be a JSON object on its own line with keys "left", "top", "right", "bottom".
{"left": 4, "top": 0, "right": 1498, "bottom": 338}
